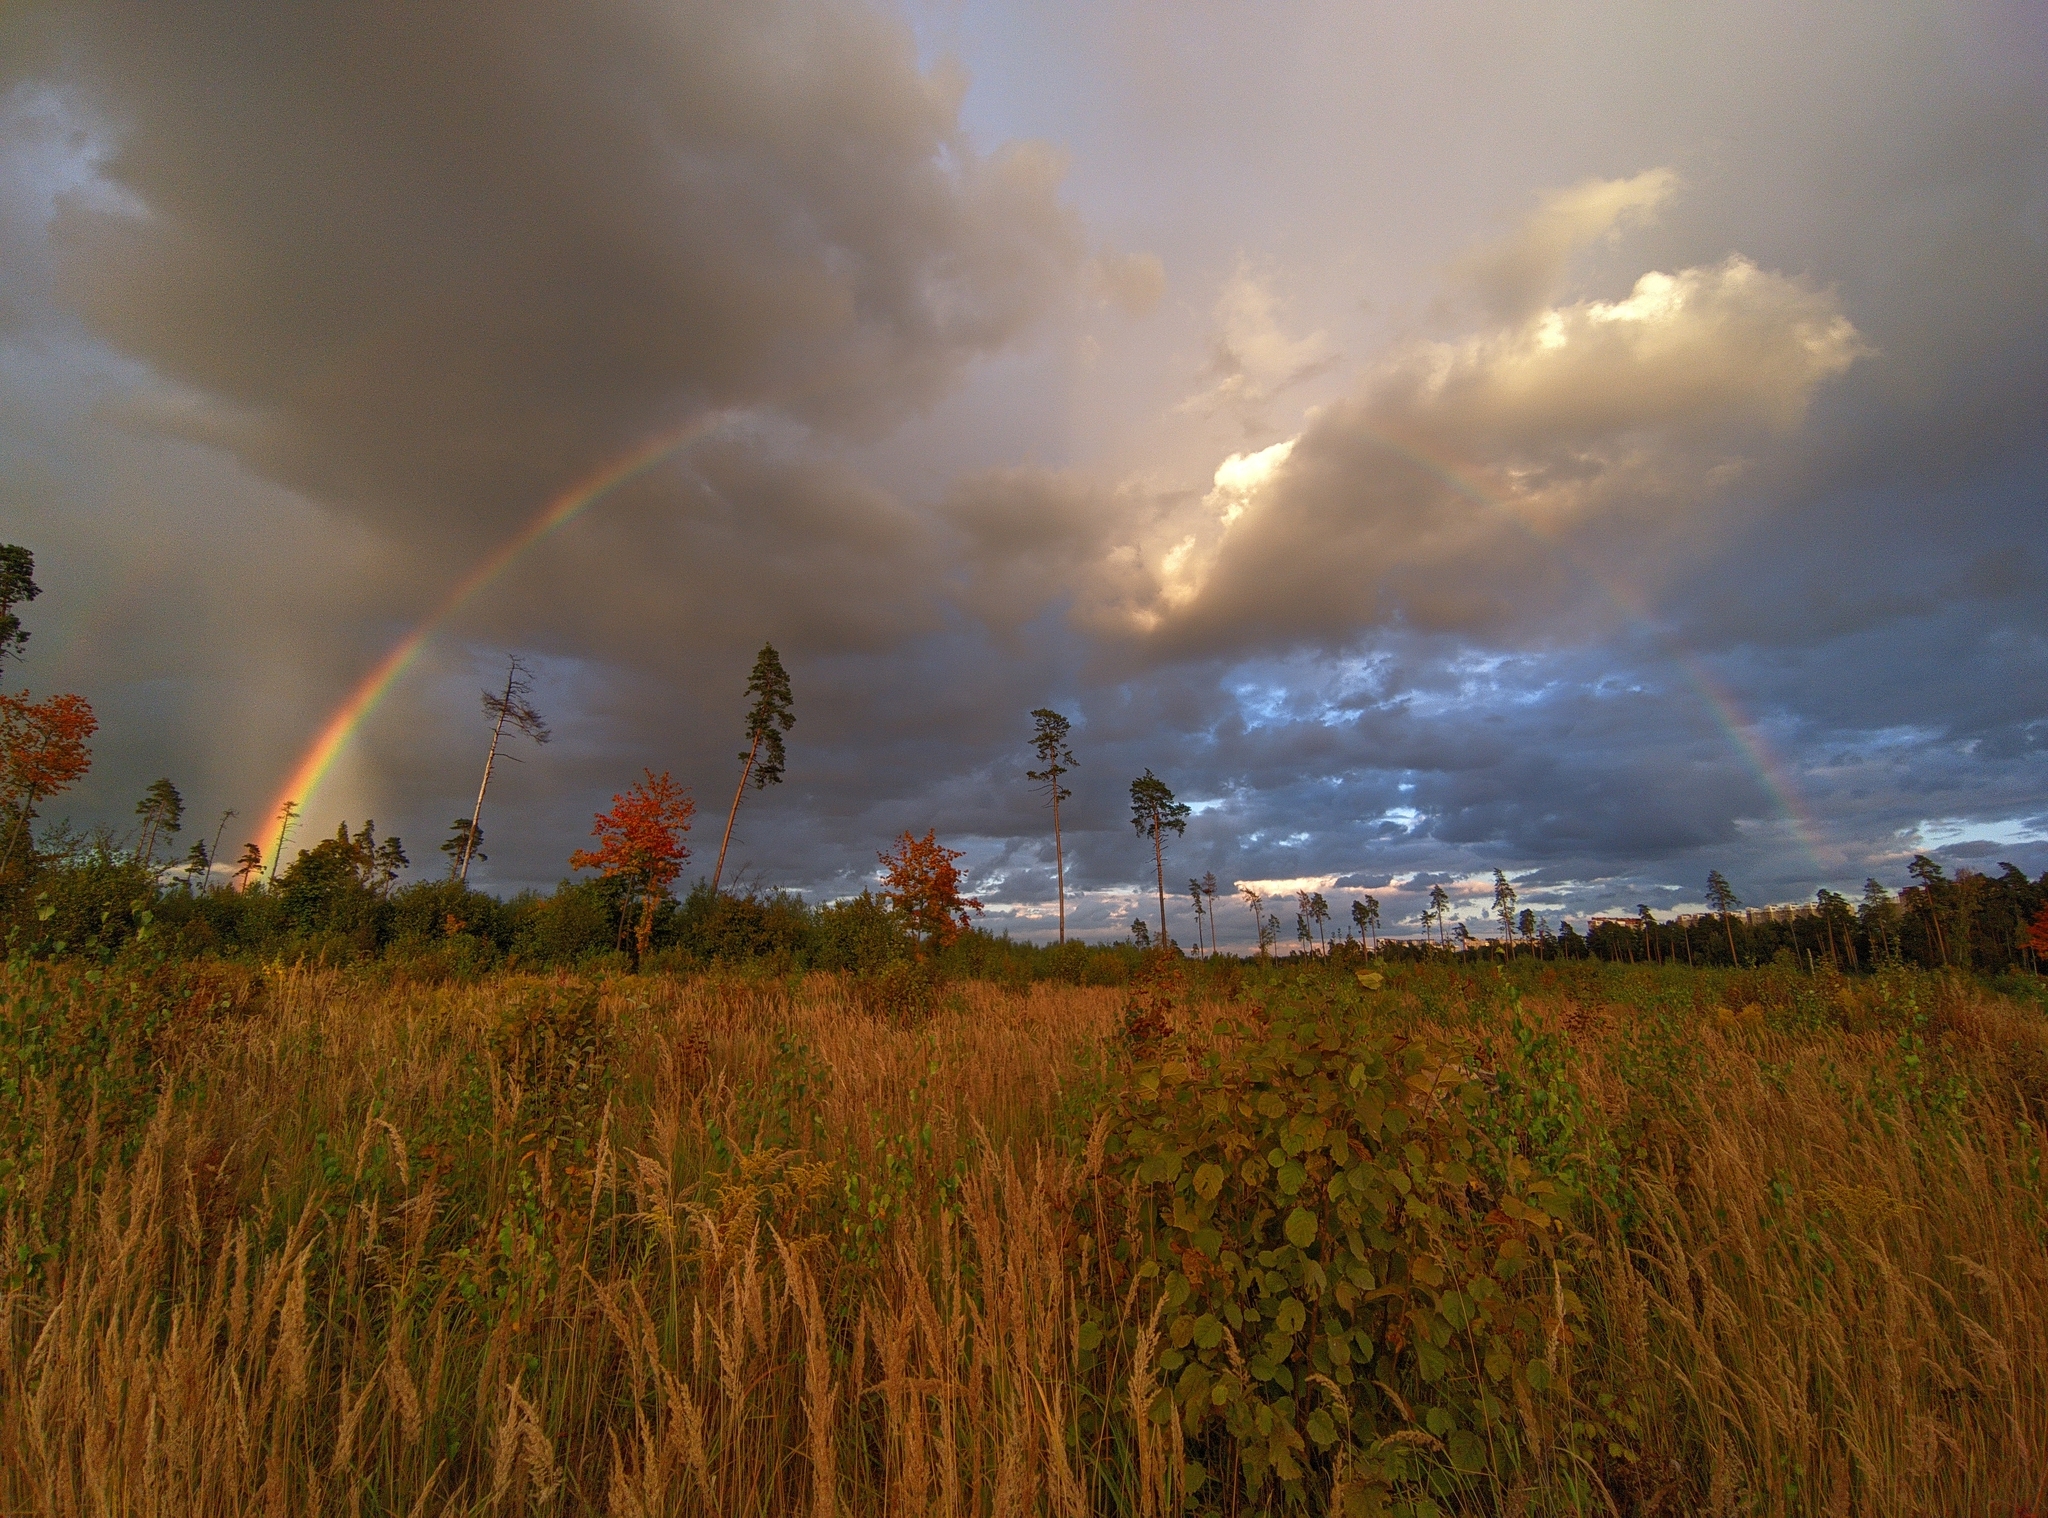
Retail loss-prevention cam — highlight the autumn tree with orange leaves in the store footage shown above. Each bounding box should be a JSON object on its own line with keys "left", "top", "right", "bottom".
{"left": 2028, "top": 904, "right": 2048, "bottom": 963}
{"left": 878, "top": 829, "right": 982, "bottom": 956}
{"left": 569, "top": 769, "right": 694, "bottom": 964}
{"left": 1, "top": 689, "right": 97, "bottom": 882}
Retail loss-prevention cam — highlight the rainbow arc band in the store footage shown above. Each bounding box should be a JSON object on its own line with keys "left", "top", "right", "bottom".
{"left": 1329, "top": 429, "right": 1831, "bottom": 872}
{"left": 264, "top": 415, "right": 1827, "bottom": 879}
{"left": 262, "top": 414, "right": 732, "bottom": 874}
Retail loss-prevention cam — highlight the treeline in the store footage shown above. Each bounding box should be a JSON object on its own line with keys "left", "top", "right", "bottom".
{"left": 4, "top": 822, "right": 1148, "bottom": 984}
{"left": 1359, "top": 859, "right": 2048, "bottom": 976}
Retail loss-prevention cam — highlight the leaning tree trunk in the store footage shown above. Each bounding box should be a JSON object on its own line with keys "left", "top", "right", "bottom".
{"left": 712, "top": 731, "right": 761, "bottom": 896}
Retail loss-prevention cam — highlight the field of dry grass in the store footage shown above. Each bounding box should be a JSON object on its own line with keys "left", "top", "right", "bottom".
{"left": 1, "top": 956, "right": 2043, "bottom": 1516}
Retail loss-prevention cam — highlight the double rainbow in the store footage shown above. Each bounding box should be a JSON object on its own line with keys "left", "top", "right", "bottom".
{"left": 264, "top": 414, "right": 1828, "bottom": 884}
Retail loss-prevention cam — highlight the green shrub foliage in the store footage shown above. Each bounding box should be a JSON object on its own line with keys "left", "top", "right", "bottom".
{"left": 1092, "top": 983, "right": 1583, "bottom": 1514}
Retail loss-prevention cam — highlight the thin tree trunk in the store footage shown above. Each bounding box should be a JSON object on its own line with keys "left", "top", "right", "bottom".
{"left": 1723, "top": 912, "right": 1736, "bottom": 965}
{"left": 461, "top": 669, "right": 517, "bottom": 885}
{"left": 712, "top": 730, "right": 761, "bottom": 896}
{"left": 1926, "top": 897, "right": 1949, "bottom": 967}
{"left": 0, "top": 789, "right": 39, "bottom": 881}
{"left": 1052, "top": 785, "right": 1065, "bottom": 945}
{"left": 1152, "top": 818, "right": 1167, "bottom": 948}
{"left": 267, "top": 804, "right": 296, "bottom": 884}
{"left": 207, "top": 814, "right": 233, "bottom": 894}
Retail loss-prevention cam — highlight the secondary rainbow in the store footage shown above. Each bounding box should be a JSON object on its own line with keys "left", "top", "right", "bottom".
{"left": 1350, "top": 429, "right": 1834, "bottom": 874}
{"left": 262, "top": 413, "right": 731, "bottom": 870}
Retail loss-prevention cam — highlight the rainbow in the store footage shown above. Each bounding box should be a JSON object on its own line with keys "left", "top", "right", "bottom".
{"left": 265, "top": 408, "right": 1833, "bottom": 888}
{"left": 262, "top": 412, "right": 732, "bottom": 872}
{"left": 1349, "top": 429, "right": 1834, "bottom": 873}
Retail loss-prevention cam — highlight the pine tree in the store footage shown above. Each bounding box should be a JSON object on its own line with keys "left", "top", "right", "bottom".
{"left": 1907, "top": 854, "right": 1950, "bottom": 967}
{"left": 134, "top": 778, "right": 185, "bottom": 869}
{"left": 1859, "top": 878, "right": 1898, "bottom": 961}
{"left": 1026, "top": 709, "right": 1077, "bottom": 944}
{"left": 442, "top": 818, "right": 485, "bottom": 877}
{"left": 0, "top": 545, "right": 39, "bottom": 670}
{"left": 1128, "top": 770, "right": 1190, "bottom": 949}
{"left": 1241, "top": 886, "right": 1265, "bottom": 957}
{"left": 1706, "top": 870, "right": 1742, "bottom": 963}
{"left": 713, "top": 644, "right": 795, "bottom": 895}
{"left": 1351, "top": 895, "right": 1381, "bottom": 951}
{"left": 1492, "top": 869, "right": 1518, "bottom": 955}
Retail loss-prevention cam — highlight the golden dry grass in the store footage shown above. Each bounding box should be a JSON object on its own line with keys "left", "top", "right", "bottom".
{"left": 1, "top": 959, "right": 2043, "bottom": 1515}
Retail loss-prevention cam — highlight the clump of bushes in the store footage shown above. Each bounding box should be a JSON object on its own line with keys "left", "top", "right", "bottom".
{"left": 1090, "top": 977, "right": 1583, "bottom": 1514}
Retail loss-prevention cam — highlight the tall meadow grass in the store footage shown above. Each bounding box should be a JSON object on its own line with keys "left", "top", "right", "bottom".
{"left": 0, "top": 957, "right": 2041, "bottom": 1515}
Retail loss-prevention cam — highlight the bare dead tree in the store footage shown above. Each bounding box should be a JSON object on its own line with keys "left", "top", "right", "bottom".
{"left": 460, "top": 655, "right": 550, "bottom": 884}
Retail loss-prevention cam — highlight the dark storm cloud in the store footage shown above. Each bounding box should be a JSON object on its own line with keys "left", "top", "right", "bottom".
{"left": 6, "top": 0, "right": 2045, "bottom": 933}
{"left": 22, "top": 0, "right": 1083, "bottom": 542}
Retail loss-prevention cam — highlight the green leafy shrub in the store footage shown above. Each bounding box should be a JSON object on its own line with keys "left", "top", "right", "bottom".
{"left": 488, "top": 982, "right": 614, "bottom": 1163}
{"left": 854, "top": 957, "right": 949, "bottom": 1025}
{"left": 1092, "top": 985, "right": 1584, "bottom": 1515}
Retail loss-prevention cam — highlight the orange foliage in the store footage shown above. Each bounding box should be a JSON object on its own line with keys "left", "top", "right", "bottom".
{"left": 2027, "top": 904, "right": 2048, "bottom": 958}
{"left": 1, "top": 689, "right": 96, "bottom": 809}
{"left": 1, "top": 689, "right": 97, "bottom": 877}
{"left": 878, "top": 828, "right": 983, "bottom": 953}
{"left": 570, "top": 769, "right": 694, "bottom": 960}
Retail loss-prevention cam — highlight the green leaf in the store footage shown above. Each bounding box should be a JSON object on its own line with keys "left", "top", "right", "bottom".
{"left": 1193, "top": 1162, "right": 1225, "bottom": 1200}
{"left": 1306, "top": 1407, "right": 1339, "bottom": 1447}
{"left": 1257, "top": 1092, "right": 1288, "bottom": 1119}
{"left": 1273, "top": 1297, "right": 1306, "bottom": 1334}
{"left": 1416, "top": 1339, "right": 1449, "bottom": 1382}
{"left": 1285, "top": 1207, "right": 1319, "bottom": 1248}
{"left": 1447, "top": 1429, "right": 1487, "bottom": 1473}
{"left": 1278, "top": 1161, "right": 1308, "bottom": 1195}
{"left": 1193, "top": 1314, "right": 1224, "bottom": 1350}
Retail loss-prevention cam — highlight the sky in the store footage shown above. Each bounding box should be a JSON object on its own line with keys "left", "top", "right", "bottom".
{"left": 2, "top": 0, "right": 2044, "bottom": 949}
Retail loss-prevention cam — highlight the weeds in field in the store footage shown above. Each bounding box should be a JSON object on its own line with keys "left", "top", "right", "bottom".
{"left": 0, "top": 956, "right": 2042, "bottom": 1514}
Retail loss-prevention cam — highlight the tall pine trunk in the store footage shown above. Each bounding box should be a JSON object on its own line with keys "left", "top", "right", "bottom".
{"left": 1152, "top": 820, "right": 1167, "bottom": 948}
{"left": 712, "top": 730, "right": 761, "bottom": 895}
{"left": 1052, "top": 784, "right": 1066, "bottom": 945}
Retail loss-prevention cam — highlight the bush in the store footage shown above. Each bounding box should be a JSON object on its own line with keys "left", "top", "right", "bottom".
{"left": 809, "top": 890, "right": 908, "bottom": 972}
{"left": 506, "top": 879, "right": 624, "bottom": 963}
{"left": 854, "top": 957, "right": 949, "bottom": 1025}
{"left": 1091, "top": 978, "right": 1582, "bottom": 1513}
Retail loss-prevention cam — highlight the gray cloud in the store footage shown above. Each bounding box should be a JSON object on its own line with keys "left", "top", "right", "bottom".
{"left": 27, "top": 0, "right": 1083, "bottom": 544}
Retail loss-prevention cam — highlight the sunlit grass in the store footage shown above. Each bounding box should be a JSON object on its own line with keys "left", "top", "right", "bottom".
{"left": 1, "top": 957, "right": 2042, "bottom": 1514}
